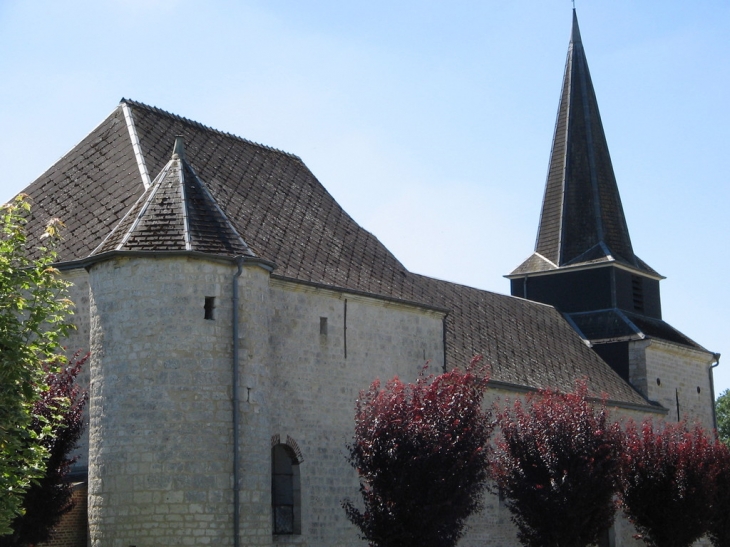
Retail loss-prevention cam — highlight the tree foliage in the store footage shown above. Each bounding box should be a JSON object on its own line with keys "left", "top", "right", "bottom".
{"left": 342, "top": 357, "right": 493, "bottom": 547}
{"left": 0, "top": 195, "right": 73, "bottom": 534}
{"left": 716, "top": 389, "right": 730, "bottom": 447}
{"left": 0, "top": 353, "right": 88, "bottom": 546}
{"left": 491, "top": 382, "right": 622, "bottom": 547}
{"left": 618, "top": 420, "right": 717, "bottom": 547}
{"left": 708, "top": 440, "right": 730, "bottom": 547}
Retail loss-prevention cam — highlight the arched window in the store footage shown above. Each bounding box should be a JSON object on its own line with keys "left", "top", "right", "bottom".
{"left": 272, "top": 444, "right": 301, "bottom": 535}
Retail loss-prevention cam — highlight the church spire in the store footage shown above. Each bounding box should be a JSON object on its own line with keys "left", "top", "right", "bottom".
{"left": 513, "top": 10, "right": 658, "bottom": 277}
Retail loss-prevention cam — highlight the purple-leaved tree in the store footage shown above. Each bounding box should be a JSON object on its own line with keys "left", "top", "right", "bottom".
{"left": 491, "top": 382, "right": 622, "bottom": 547}
{"left": 619, "top": 420, "right": 717, "bottom": 547}
{"left": 342, "top": 357, "right": 493, "bottom": 547}
{"left": 708, "top": 439, "right": 730, "bottom": 547}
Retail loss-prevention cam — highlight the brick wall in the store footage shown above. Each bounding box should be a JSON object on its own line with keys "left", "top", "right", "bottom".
{"left": 38, "top": 482, "right": 88, "bottom": 547}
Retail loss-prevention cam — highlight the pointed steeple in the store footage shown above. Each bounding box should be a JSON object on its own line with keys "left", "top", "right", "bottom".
{"left": 511, "top": 10, "right": 659, "bottom": 278}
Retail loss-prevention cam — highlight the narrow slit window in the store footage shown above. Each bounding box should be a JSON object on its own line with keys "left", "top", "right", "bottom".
{"left": 204, "top": 297, "right": 215, "bottom": 320}
{"left": 631, "top": 275, "right": 644, "bottom": 313}
{"left": 320, "top": 317, "right": 328, "bottom": 336}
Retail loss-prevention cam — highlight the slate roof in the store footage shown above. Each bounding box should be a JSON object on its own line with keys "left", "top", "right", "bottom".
{"left": 403, "top": 275, "right": 650, "bottom": 404}
{"left": 14, "top": 97, "right": 657, "bottom": 408}
{"left": 511, "top": 10, "right": 660, "bottom": 278}
{"left": 567, "top": 309, "right": 705, "bottom": 350}
{"left": 92, "top": 139, "right": 253, "bottom": 257}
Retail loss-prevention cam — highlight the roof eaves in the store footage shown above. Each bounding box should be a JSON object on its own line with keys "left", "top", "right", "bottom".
{"left": 489, "top": 378, "right": 666, "bottom": 415}
{"left": 57, "top": 250, "right": 276, "bottom": 273}
{"left": 271, "top": 273, "right": 450, "bottom": 315}
{"left": 506, "top": 259, "right": 665, "bottom": 281}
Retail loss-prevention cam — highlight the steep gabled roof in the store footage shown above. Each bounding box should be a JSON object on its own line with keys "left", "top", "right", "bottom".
{"left": 511, "top": 10, "right": 660, "bottom": 278}
{"left": 14, "top": 98, "right": 657, "bottom": 409}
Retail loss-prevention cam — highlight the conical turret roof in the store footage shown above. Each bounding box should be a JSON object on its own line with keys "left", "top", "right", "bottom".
{"left": 510, "top": 11, "right": 660, "bottom": 279}
{"left": 91, "top": 137, "right": 254, "bottom": 257}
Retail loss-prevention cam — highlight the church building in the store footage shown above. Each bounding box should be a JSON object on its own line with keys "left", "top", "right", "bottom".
{"left": 15, "top": 11, "right": 716, "bottom": 547}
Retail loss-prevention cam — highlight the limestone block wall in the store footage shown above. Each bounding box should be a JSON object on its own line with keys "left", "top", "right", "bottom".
{"left": 236, "top": 265, "right": 275, "bottom": 547}
{"left": 629, "top": 339, "right": 715, "bottom": 430}
{"left": 88, "top": 256, "right": 241, "bottom": 547}
{"left": 61, "top": 268, "right": 92, "bottom": 472}
{"left": 265, "top": 279, "right": 445, "bottom": 547}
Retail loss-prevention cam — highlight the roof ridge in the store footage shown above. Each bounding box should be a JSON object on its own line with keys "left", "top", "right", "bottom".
{"left": 410, "top": 272, "right": 559, "bottom": 309}
{"left": 119, "top": 98, "right": 303, "bottom": 161}
{"left": 183, "top": 160, "right": 256, "bottom": 256}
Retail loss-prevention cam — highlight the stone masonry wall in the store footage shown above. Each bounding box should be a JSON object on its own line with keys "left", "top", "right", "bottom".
{"left": 265, "top": 279, "right": 445, "bottom": 547}
{"left": 73, "top": 253, "right": 717, "bottom": 547}
{"left": 630, "top": 339, "right": 715, "bottom": 430}
{"left": 88, "top": 256, "right": 239, "bottom": 547}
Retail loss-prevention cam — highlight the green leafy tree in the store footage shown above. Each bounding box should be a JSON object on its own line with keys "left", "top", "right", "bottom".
{"left": 0, "top": 353, "right": 88, "bottom": 546}
{"left": 716, "top": 389, "right": 730, "bottom": 446}
{"left": 0, "top": 195, "right": 74, "bottom": 534}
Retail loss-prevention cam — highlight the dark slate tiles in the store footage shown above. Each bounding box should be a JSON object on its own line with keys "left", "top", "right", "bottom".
{"left": 127, "top": 100, "right": 411, "bottom": 297}
{"left": 124, "top": 163, "right": 188, "bottom": 251}
{"left": 183, "top": 163, "right": 253, "bottom": 256}
{"left": 15, "top": 98, "right": 658, "bottom": 407}
{"left": 567, "top": 309, "right": 704, "bottom": 351}
{"left": 521, "top": 11, "right": 653, "bottom": 277}
{"left": 567, "top": 309, "right": 640, "bottom": 341}
{"left": 404, "top": 274, "right": 649, "bottom": 406}
{"left": 622, "top": 312, "right": 705, "bottom": 350}
{"left": 93, "top": 155, "right": 253, "bottom": 256}
{"left": 19, "top": 108, "right": 145, "bottom": 261}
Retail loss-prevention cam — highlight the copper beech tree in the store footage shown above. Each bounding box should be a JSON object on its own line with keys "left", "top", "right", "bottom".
{"left": 343, "top": 357, "right": 493, "bottom": 547}
{"left": 708, "top": 440, "right": 730, "bottom": 547}
{"left": 618, "top": 421, "right": 718, "bottom": 547}
{"left": 491, "top": 382, "right": 622, "bottom": 547}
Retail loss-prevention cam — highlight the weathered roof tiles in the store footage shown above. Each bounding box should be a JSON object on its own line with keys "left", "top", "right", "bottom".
{"left": 14, "top": 97, "right": 655, "bottom": 408}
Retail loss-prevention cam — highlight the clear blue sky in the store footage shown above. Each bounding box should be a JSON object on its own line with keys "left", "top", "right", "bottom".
{"left": 1, "top": 1, "right": 729, "bottom": 396}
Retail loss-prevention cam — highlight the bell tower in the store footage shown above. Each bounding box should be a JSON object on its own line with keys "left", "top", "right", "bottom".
{"left": 506, "top": 11, "right": 711, "bottom": 390}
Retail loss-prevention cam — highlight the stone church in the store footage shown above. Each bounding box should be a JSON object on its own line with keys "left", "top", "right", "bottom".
{"left": 15, "top": 10, "right": 717, "bottom": 547}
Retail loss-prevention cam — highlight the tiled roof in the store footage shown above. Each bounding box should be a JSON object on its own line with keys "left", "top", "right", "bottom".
{"left": 513, "top": 11, "right": 659, "bottom": 278}
{"left": 404, "top": 275, "right": 650, "bottom": 406}
{"left": 92, "top": 142, "right": 253, "bottom": 257}
{"left": 14, "top": 98, "right": 655, "bottom": 408}
{"left": 19, "top": 107, "right": 146, "bottom": 260}
{"left": 567, "top": 309, "right": 705, "bottom": 351}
